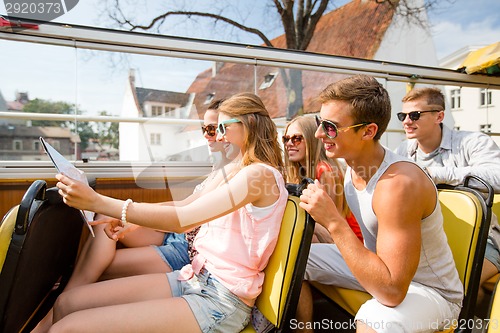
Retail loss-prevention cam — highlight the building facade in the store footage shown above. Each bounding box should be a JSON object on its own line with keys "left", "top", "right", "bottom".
{"left": 440, "top": 45, "right": 500, "bottom": 146}
{"left": 119, "top": 70, "right": 198, "bottom": 162}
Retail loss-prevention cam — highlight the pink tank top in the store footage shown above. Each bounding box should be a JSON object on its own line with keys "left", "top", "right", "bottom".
{"left": 179, "top": 164, "right": 288, "bottom": 306}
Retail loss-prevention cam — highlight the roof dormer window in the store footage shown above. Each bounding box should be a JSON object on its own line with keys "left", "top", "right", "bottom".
{"left": 151, "top": 105, "right": 164, "bottom": 117}
{"left": 204, "top": 93, "right": 215, "bottom": 105}
{"left": 259, "top": 72, "right": 278, "bottom": 90}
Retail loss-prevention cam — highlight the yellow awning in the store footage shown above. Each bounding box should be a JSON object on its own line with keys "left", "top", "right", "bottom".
{"left": 459, "top": 42, "right": 500, "bottom": 75}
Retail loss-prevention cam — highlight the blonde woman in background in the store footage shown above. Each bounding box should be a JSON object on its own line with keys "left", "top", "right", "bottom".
{"left": 283, "top": 115, "right": 362, "bottom": 243}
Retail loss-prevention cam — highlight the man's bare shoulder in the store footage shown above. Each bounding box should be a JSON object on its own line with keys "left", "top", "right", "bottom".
{"left": 376, "top": 161, "right": 435, "bottom": 202}
{"left": 374, "top": 161, "right": 437, "bottom": 222}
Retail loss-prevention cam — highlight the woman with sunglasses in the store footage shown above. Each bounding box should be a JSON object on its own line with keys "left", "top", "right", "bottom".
{"left": 283, "top": 116, "right": 362, "bottom": 243}
{"left": 32, "top": 99, "right": 233, "bottom": 333}
{"left": 47, "top": 93, "right": 287, "bottom": 333}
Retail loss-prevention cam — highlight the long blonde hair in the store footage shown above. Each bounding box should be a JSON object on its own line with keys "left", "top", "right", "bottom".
{"left": 283, "top": 116, "right": 349, "bottom": 217}
{"left": 284, "top": 116, "right": 326, "bottom": 183}
{"left": 218, "top": 92, "right": 284, "bottom": 178}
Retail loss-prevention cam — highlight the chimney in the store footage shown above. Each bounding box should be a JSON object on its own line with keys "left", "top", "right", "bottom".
{"left": 212, "top": 62, "right": 224, "bottom": 77}
{"left": 16, "top": 92, "right": 29, "bottom": 104}
{"left": 129, "top": 69, "right": 136, "bottom": 86}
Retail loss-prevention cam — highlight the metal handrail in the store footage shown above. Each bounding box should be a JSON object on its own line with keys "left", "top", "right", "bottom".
{"left": 1, "top": 18, "right": 499, "bottom": 89}
{"left": 0, "top": 111, "right": 203, "bottom": 125}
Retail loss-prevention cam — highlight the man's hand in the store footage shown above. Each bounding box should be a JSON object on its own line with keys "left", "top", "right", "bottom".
{"left": 299, "top": 179, "right": 343, "bottom": 231}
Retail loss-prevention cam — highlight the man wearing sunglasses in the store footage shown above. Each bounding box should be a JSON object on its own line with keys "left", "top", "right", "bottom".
{"left": 395, "top": 87, "right": 500, "bottom": 318}
{"left": 395, "top": 87, "right": 500, "bottom": 192}
{"left": 295, "top": 75, "right": 462, "bottom": 333}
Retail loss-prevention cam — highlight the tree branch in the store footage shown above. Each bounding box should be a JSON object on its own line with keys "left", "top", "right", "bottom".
{"left": 279, "top": 0, "right": 298, "bottom": 49}
{"left": 114, "top": 7, "right": 275, "bottom": 47}
{"left": 299, "top": 0, "right": 329, "bottom": 50}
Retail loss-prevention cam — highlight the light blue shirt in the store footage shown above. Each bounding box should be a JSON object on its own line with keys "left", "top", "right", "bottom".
{"left": 395, "top": 124, "right": 500, "bottom": 250}
{"left": 395, "top": 124, "right": 500, "bottom": 193}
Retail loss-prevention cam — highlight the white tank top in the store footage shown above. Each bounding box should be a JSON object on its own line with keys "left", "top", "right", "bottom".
{"left": 345, "top": 147, "right": 463, "bottom": 304}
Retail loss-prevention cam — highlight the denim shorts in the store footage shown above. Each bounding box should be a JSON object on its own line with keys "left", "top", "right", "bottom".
{"left": 485, "top": 238, "right": 500, "bottom": 271}
{"left": 152, "top": 233, "right": 190, "bottom": 271}
{"left": 167, "top": 268, "right": 252, "bottom": 333}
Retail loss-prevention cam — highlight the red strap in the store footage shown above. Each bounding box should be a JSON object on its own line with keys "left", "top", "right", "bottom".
{"left": 315, "top": 161, "right": 332, "bottom": 180}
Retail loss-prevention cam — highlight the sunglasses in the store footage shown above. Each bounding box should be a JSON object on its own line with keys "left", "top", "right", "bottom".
{"left": 315, "top": 115, "right": 369, "bottom": 139}
{"left": 201, "top": 124, "right": 217, "bottom": 137}
{"left": 217, "top": 118, "right": 241, "bottom": 136}
{"left": 282, "top": 134, "right": 304, "bottom": 146}
{"left": 396, "top": 110, "right": 441, "bottom": 122}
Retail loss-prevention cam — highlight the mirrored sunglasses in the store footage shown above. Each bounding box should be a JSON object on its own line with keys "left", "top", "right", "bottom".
{"left": 396, "top": 110, "right": 441, "bottom": 122}
{"left": 315, "top": 115, "right": 368, "bottom": 139}
{"left": 282, "top": 134, "right": 304, "bottom": 146}
{"left": 216, "top": 118, "right": 241, "bottom": 136}
{"left": 201, "top": 124, "right": 217, "bottom": 137}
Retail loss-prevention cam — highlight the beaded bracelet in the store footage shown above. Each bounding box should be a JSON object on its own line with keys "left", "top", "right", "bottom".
{"left": 121, "top": 198, "right": 133, "bottom": 226}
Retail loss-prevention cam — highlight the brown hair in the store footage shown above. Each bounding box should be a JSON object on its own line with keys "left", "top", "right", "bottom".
{"left": 319, "top": 75, "right": 391, "bottom": 141}
{"left": 207, "top": 98, "right": 225, "bottom": 111}
{"left": 402, "top": 87, "right": 445, "bottom": 110}
{"left": 284, "top": 116, "right": 328, "bottom": 183}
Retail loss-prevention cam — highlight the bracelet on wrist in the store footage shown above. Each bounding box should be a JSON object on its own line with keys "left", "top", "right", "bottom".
{"left": 121, "top": 198, "right": 133, "bottom": 226}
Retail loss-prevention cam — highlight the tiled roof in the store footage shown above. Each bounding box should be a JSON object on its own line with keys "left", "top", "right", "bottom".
{"left": 187, "top": 63, "right": 257, "bottom": 121}
{"left": 186, "top": 0, "right": 397, "bottom": 119}
{"left": 7, "top": 100, "right": 24, "bottom": 111}
{"left": 306, "top": 0, "right": 396, "bottom": 59}
{"left": 0, "top": 124, "right": 80, "bottom": 142}
{"left": 135, "top": 87, "right": 192, "bottom": 111}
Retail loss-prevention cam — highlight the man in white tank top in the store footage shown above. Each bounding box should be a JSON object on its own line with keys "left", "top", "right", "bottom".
{"left": 295, "top": 75, "right": 462, "bottom": 333}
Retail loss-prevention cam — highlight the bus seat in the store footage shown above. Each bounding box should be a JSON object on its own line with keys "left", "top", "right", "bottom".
{"left": 0, "top": 206, "right": 19, "bottom": 272}
{"left": 0, "top": 180, "right": 85, "bottom": 333}
{"left": 311, "top": 175, "right": 493, "bottom": 333}
{"left": 485, "top": 275, "right": 499, "bottom": 294}
{"left": 492, "top": 194, "right": 500, "bottom": 223}
{"left": 487, "top": 279, "right": 500, "bottom": 333}
{"left": 241, "top": 194, "right": 315, "bottom": 333}
{"left": 483, "top": 194, "right": 500, "bottom": 294}
{"left": 309, "top": 283, "right": 369, "bottom": 317}
{"left": 440, "top": 183, "right": 492, "bottom": 329}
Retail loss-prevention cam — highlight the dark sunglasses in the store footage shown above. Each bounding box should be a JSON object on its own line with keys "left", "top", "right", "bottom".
{"left": 216, "top": 118, "right": 241, "bottom": 136}
{"left": 282, "top": 134, "right": 304, "bottom": 146}
{"left": 201, "top": 124, "right": 217, "bottom": 137}
{"left": 315, "top": 115, "right": 369, "bottom": 139}
{"left": 396, "top": 110, "right": 441, "bottom": 122}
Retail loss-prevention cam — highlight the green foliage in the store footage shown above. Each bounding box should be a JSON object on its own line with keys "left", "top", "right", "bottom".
{"left": 22, "top": 99, "right": 118, "bottom": 152}
{"left": 22, "top": 98, "right": 73, "bottom": 127}
{"left": 75, "top": 122, "right": 98, "bottom": 151}
{"left": 96, "top": 111, "right": 119, "bottom": 149}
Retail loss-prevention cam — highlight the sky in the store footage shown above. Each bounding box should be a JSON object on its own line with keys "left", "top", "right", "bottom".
{"left": 426, "top": 0, "right": 500, "bottom": 59}
{"left": 53, "top": 0, "right": 500, "bottom": 59}
{"left": 0, "top": 0, "right": 499, "bottom": 116}
{"left": 50, "top": 0, "right": 500, "bottom": 59}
